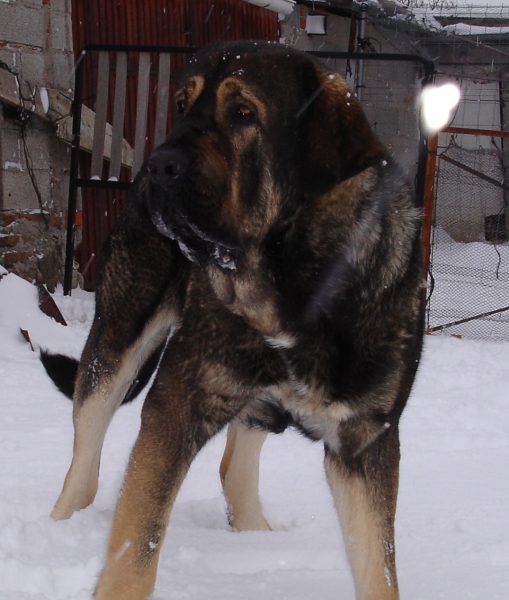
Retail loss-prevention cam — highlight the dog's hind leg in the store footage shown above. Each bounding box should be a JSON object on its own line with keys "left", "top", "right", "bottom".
{"left": 51, "top": 392, "right": 118, "bottom": 520}
{"left": 51, "top": 309, "right": 175, "bottom": 521}
{"left": 324, "top": 419, "right": 401, "bottom": 600}
{"left": 219, "top": 422, "right": 271, "bottom": 531}
{"left": 50, "top": 177, "right": 187, "bottom": 521}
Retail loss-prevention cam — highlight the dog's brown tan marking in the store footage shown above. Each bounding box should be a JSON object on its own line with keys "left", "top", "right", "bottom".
{"left": 219, "top": 422, "right": 271, "bottom": 532}
{"left": 175, "top": 75, "right": 205, "bottom": 115}
{"left": 215, "top": 77, "right": 269, "bottom": 129}
{"left": 214, "top": 77, "right": 277, "bottom": 237}
{"left": 45, "top": 41, "right": 424, "bottom": 600}
{"left": 209, "top": 249, "right": 284, "bottom": 337}
{"left": 325, "top": 455, "right": 400, "bottom": 600}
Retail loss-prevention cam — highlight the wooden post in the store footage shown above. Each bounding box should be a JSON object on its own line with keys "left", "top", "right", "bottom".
{"left": 499, "top": 80, "right": 509, "bottom": 236}
{"left": 422, "top": 134, "right": 438, "bottom": 280}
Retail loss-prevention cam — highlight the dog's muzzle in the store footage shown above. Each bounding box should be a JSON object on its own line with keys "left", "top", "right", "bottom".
{"left": 144, "top": 148, "right": 239, "bottom": 271}
{"left": 146, "top": 147, "right": 190, "bottom": 182}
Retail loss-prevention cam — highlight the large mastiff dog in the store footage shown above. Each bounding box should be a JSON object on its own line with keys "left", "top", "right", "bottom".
{"left": 46, "top": 41, "right": 424, "bottom": 599}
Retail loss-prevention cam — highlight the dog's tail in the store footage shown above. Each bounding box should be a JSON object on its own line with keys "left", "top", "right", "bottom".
{"left": 40, "top": 351, "right": 77, "bottom": 399}
{"left": 40, "top": 345, "right": 164, "bottom": 404}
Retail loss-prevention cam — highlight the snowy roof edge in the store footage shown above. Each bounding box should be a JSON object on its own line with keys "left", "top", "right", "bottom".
{"left": 357, "top": 0, "right": 509, "bottom": 37}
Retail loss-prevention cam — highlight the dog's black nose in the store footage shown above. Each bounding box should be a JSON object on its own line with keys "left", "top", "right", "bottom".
{"left": 146, "top": 148, "right": 190, "bottom": 178}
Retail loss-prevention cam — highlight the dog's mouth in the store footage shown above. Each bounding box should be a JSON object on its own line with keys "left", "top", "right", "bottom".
{"left": 151, "top": 207, "right": 239, "bottom": 271}
{"left": 143, "top": 146, "right": 239, "bottom": 271}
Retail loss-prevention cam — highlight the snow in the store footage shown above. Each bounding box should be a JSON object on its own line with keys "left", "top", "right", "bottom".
{"left": 443, "top": 23, "right": 509, "bottom": 35}
{"left": 40, "top": 88, "right": 49, "bottom": 115}
{"left": 368, "top": 1, "right": 509, "bottom": 37}
{"left": 432, "top": 0, "right": 507, "bottom": 5}
{"left": 428, "top": 228, "right": 509, "bottom": 340}
{"left": 4, "top": 162, "right": 23, "bottom": 172}
{"left": 0, "top": 271, "right": 508, "bottom": 599}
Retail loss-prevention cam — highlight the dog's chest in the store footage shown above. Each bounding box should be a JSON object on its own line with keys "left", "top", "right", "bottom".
{"left": 207, "top": 264, "right": 283, "bottom": 338}
{"left": 271, "top": 381, "right": 354, "bottom": 451}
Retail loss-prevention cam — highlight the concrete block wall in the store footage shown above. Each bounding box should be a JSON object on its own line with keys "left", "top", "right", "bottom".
{"left": 0, "top": 0, "right": 74, "bottom": 291}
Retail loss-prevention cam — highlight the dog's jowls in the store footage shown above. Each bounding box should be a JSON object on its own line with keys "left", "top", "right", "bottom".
{"left": 44, "top": 41, "right": 424, "bottom": 600}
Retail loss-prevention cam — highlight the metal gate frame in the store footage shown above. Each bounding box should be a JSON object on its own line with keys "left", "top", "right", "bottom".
{"left": 63, "top": 44, "right": 435, "bottom": 295}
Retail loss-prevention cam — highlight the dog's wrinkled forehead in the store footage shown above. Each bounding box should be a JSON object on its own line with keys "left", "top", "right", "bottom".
{"left": 177, "top": 41, "right": 320, "bottom": 116}
{"left": 173, "top": 41, "right": 384, "bottom": 187}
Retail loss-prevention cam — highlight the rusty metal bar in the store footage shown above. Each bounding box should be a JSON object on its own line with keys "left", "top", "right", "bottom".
{"left": 428, "top": 305, "right": 509, "bottom": 334}
{"left": 422, "top": 134, "right": 438, "bottom": 280}
{"left": 440, "top": 153, "right": 509, "bottom": 193}
{"left": 444, "top": 125, "right": 509, "bottom": 139}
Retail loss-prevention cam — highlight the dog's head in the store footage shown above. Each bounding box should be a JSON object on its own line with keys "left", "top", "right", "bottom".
{"left": 143, "top": 41, "right": 385, "bottom": 270}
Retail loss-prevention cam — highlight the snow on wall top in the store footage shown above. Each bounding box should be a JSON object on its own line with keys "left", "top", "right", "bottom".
{"left": 359, "top": 0, "right": 509, "bottom": 36}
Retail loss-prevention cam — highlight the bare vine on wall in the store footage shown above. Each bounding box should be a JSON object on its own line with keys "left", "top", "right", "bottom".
{"left": 0, "top": 61, "right": 49, "bottom": 228}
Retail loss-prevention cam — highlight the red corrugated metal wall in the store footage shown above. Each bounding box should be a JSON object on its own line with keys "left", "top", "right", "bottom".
{"left": 72, "top": 0, "right": 279, "bottom": 49}
{"left": 71, "top": 0, "right": 279, "bottom": 288}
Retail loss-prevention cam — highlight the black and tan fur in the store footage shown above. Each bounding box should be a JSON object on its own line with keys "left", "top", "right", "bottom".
{"left": 45, "top": 41, "right": 424, "bottom": 600}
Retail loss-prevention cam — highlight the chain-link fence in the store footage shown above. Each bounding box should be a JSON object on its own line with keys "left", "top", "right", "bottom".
{"left": 369, "top": 1, "right": 509, "bottom": 341}
{"left": 427, "top": 144, "right": 509, "bottom": 340}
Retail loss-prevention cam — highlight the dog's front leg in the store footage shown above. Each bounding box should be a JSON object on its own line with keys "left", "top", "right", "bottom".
{"left": 325, "top": 419, "right": 401, "bottom": 600}
{"left": 94, "top": 396, "right": 192, "bottom": 600}
{"left": 94, "top": 349, "right": 245, "bottom": 600}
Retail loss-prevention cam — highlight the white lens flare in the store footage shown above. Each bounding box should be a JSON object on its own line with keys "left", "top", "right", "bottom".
{"left": 420, "top": 83, "right": 461, "bottom": 134}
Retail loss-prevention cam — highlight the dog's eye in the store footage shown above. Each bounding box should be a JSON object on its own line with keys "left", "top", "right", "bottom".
{"left": 233, "top": 104, "right": 256, "bottom": 123}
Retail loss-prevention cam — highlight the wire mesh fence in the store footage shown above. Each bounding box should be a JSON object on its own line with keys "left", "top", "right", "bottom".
{"left": 364, "top": 1, "right": 509, "bottom": 340}
{"left": 366, "top": 2, "right": 509, "bottom": 85}
{"left": 427, "top": 144, "right": 509, "bottom": 340}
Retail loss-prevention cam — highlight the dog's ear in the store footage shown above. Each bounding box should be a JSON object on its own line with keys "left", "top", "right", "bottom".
{"left": 297, "top": 69, "right": 385, "bottom": 196}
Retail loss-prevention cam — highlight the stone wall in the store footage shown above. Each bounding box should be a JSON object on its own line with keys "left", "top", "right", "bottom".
{"left": 0, "top": 0, "right": 74, "bottom": 291}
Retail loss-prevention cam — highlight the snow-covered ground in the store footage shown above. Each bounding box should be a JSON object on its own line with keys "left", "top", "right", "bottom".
{"left": 427, "top": 228, "right": 509, "bottom": 340}
{"left": 0, "top": 271, "right": 508, "bottom": 599}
